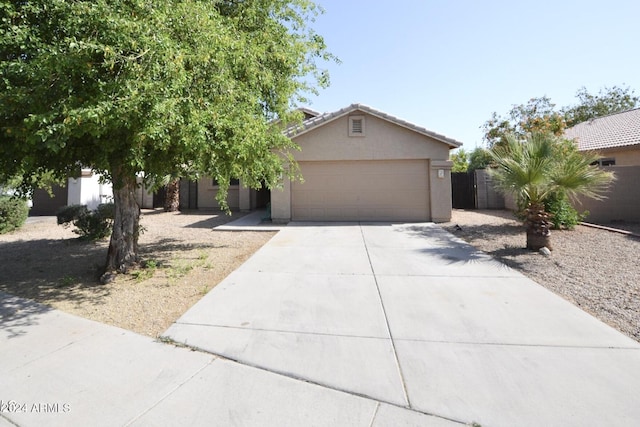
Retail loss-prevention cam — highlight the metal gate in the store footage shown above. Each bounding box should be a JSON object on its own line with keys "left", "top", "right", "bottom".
{"left": 451, "top": 172, "right": 476, "bottom": 209}
{"left": 178, "top": 179, "right": 198, "bottom": 210}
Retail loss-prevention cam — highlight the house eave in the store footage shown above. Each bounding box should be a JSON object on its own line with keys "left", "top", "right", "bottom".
{"left": 285, "top": 103, "right": 463, "bottom": 149}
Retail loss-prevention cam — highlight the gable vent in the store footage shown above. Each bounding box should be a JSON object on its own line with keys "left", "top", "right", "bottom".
{"left": 351, "top": 119, "right": 363, "bottom": 133}
{"left": 349, "top": 116, "right": 365, "bottom": 137}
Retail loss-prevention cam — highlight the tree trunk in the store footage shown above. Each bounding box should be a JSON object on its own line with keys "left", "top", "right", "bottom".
{"left": 525, "top": 202, "right": 552, "bottom": 250}
{"left": 104, "top": 173, "right": 140, "bottom": 277}
{"left": 164, "top": 178, "right": 180, "bottom": 212}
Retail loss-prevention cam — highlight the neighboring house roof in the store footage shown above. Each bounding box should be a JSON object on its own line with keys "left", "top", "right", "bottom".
{"left": 286, "top": 103, "right": 463, "bottom": 149}
{"left": 564, "top": 108, "right": 640, "bottom": 151}
{"left": 298, "top": 107, "right": 321, "bottom": 120}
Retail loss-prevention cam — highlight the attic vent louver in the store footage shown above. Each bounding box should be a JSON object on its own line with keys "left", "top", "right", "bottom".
{"left": 349, "top": 116, "right": 365, "bottom": 137}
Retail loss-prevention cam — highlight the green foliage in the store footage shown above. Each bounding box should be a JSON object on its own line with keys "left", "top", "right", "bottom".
{"left": 468, "top": 148, "right": 493, "bottom": 171}
{"left": 544, "top": 193, "right": 586, "bottom": 230}
{"left": 143, "top": 259, "right": 158, "bottom": 269}
{"left": 489, "top": 133, "right": 613, "bottom": 248}
{"left": 0, "top": 0, "right": 333, "bottom": 199}
{"left": 451, "top": 148, "right": 493, "bottom": 172}
{"left": 1, "top": 0, "right": 334, "bottom": 269}
{"left": 482, "top": 86, "right": 640, "bottom": 147}
{"left": 563, "top": 86, "right": 640, "bottom": 127}
{"left": 0, "top": 196, "right": 29, "bottom": 234}
{"left": 489, "top": 133, "right": 614, "bottom": 218}
{"left": 56, "top": 205, "right": 89, "bottom": 225}
{"left": 450, "top": 149, "right": 468, "bottom": 172}
{"left": 58, "top": 275, "right": 76, "bottom": 288}
{"left": 482, "top": 97, "right": 566, "bottom": 147}
{"left": 131, "top": 259, "right": 158, "bottom": 282}
{"left": 57, "top": 203, "right": 114, "bottom": 240}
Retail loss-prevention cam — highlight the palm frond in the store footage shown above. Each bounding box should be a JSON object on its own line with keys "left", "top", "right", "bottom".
{"left": 489, "top": 132, "right": 615, "bottom": 207}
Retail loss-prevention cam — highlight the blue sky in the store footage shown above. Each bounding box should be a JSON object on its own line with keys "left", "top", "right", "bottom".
{"left": 304, "top": 0, "right": 640, "bottom": 150}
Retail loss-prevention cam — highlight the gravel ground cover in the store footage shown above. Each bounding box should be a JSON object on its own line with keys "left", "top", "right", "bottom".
{"left": 0, "top": 210, "right": 275, "bottom": 337}
{"left": 442, "top": 209, "right": 640, "bottom": 342}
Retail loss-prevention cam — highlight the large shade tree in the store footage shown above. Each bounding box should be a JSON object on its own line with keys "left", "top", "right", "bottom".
{"left": 482, "top": 86, "right": 639, "bottom": 147}
{"left": 489, "top": 133, "right": 614, "bottom": 250}
{"left": 1, "top": 0, "right": 333, "bottom": 277}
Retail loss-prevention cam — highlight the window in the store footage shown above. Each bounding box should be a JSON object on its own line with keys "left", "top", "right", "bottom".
{"left": 212, "top": 178, "right": 240, "bottom": 186}
{"left": 591, "top": 158, "right": 615, "bottom": 167}
{"left": 348, "top": 115, "right": 365, "bottom": 137}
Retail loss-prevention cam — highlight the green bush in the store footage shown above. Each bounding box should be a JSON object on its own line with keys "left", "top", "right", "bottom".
{"left": 544, "top": 194, "right": 587, "bottom": 230}
{"left": 513, "top": 193, "right": 587, "bottom": 230}
{"left": 0, "top": 196, "right": 29, "bottom": 234}
{"left": 56, "top": 204, "right": 89, "bottom": 225}
{"left": 56, "top": 203, "right": 114, "bottom": 240}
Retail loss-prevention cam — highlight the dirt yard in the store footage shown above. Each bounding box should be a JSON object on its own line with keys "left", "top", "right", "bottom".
{"left": 442, "top": 210, "right": 640, "bottom": 343}
{"left": 0, "top": 210, "right": 275, "bottom": 338}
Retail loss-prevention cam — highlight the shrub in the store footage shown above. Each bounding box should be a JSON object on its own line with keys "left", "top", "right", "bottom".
{"left": 544, "top": 194, "right": 587, "bottom": 230}
{"left": 56, "top": 203, "right": 114, "bottom": 240}
{"left": 56, "top": 204, "right": 89, "bottom": 225}
{"left": 0, "top": 196, "right": 29, "bottom": 234}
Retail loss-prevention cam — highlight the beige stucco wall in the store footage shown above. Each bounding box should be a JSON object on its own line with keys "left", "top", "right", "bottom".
{"left": 271, "top": 111, "right": 455, "bottom": 223}
{"left": 197, "top": 178, "right": 243, "bottom": 210}
{"left": 271, "top": 165, "right": 292, "bottom": 223}
{"left": 430, "top": 160, "right": 453, "bottom": 222}
{"left": 575, "top": 165, "right": 640, "bottom": 223}
{"left": 594, "top": 146, "right": 640, "bottom": 166}
{"left": 290, "top": 112, "right": 451, "bottom": 162}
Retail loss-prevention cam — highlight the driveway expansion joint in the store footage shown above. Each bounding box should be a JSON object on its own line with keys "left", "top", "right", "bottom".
{"left": 124, "top": 359, "right": 215, "bottom": 426}
{"left": 359, "top": 223, "right": 411, "bottom": 408}
{"left": 393, "top": 337, "right": 640, "bottom": 350}
{"left": 171, "top": 322, "right": 390, "bottom": 340}
{"left": 155, "top": 337, "right": 469, "bottom": 427}
{"left": 0, "top": 413, "right": 20, "bottom": 427}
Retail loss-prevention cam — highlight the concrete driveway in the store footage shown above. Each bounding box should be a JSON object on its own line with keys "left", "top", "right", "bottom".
{"left": 165, "top": 222, "right": 640, "bottom": 426}
{"left": 3, "top": 219, "right": 640, "bottom": 426}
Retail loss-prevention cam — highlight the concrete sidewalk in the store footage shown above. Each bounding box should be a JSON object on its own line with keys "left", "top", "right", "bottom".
{"left": 1, "top": 292, "right": 454, "bottom": 426}
{"left": 165, "top": 222, "right": 640, "bottom": 426}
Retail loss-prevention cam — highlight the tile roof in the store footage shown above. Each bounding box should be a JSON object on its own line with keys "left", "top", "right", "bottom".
{"left": 285, "top": 103, "right": 463, "bottom": 148}
{"left": 297, "top": 107, "right": 321, "bottom": 119}
{"left": 564, "top": 108, "right": 640, "bottom": 151}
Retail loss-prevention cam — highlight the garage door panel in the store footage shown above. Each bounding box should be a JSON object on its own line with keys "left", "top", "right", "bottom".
{"left": 292, "top": 160, "right": 430, "bottom": 221}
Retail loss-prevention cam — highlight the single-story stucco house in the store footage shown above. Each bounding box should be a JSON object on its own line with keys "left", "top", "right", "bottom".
{"left": 29, "top": 169, "right": 115, "bottom": 216}
{"left": 564, "top": 108, "right": 640, "bottom": 223}
{"left": 192, "top": 103, "right": 462, "bottom": 223}
{"left": 564, "top": 108, "right": 640, "bottom": 165}
{"left": 31, "top": 104, "right": 463, "bottom": 222}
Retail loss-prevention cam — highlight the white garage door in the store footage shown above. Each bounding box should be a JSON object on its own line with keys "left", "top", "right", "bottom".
{"left": 292, "top": 160, "right": 430, "bottom": 221}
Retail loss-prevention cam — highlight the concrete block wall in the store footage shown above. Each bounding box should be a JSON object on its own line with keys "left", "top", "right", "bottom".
{"left": 576, "top": 165, "right": 640, "bottom": 224}
{"left": 475, "top": 169, "right": 505, "bottom": 210}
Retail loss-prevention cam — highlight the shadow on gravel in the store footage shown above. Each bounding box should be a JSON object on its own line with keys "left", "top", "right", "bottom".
{"left": 0, "top": 238, "right": 109, "bottom": 308}
{"left": 398, "top": 225, "right": 516, "bottom": 269}
{"left": 140, "top": 238, "right": 229, "bottom": 257}
{"left": 439, "top": 223, "right": 539, "bottom": 271}
{"left": 443, "top": 223, "right": 525, "bottom": 243}
{"left": 485, "top": 246, "right": 538, "bottom": 271}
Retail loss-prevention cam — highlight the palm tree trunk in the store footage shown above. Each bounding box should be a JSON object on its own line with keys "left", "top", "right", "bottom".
{"left": 525, "top": 203, "right": 552, "bottom": 250}
{"left": 164, "top": 178, "right": 180, "bottom": 212}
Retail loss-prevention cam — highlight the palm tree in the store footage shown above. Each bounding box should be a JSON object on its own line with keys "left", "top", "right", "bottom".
{"left": 489, "top": 132, "right": 614, "bottom": 250}
{"left": 163, "top": 178, "right": 180, "bottom": 212}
